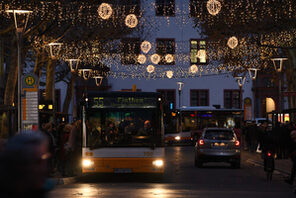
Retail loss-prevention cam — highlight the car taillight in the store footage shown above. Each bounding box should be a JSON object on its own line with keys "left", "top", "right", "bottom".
{"left": 235, "top": 140, "right": 240, "bottom": 147}
{"left": 199, "top": 139, "right": 204, "bottom": 146}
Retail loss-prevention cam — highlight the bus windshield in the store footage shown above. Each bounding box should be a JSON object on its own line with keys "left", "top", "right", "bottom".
{"left": 86, "top": 109, "right": 161, "bottom": 148}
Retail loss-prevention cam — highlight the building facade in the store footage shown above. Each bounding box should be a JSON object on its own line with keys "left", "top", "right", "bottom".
{"left": 108, "top": 0, "right": 254, "bottom": 119}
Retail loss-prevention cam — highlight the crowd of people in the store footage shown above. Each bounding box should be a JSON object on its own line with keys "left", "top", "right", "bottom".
{"left": 40, "top": 119, "right": 82, "bottom": 177}
{"left": 242, "top": 121, "right": 292, "bottom": 159}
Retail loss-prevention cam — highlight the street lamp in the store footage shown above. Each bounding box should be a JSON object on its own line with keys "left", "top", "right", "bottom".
{"left": 48, "top": 42, "right": 63, "bottom": 59}
{"left": 235, "top": 77, "right": 246, "bottom": 109}
{"left": 271, "top": 57, "right": 288, "bottom": 122}
{"left": 66, "top": 59, "right": 80, "bottom": 121}
{"left": 6, "top": 10, "right": 32, "bottom": 133}
{"left": 65, "top": 59, "right": 80, "bottom": 73}
{"left": 177, "top": 82, "right": 184, "bottom": 109}
{"left": 47, "top": 42, "right": 62, "bottom": 125}
{"left": 248, "top": 68, "right": 260, "bottom": 80}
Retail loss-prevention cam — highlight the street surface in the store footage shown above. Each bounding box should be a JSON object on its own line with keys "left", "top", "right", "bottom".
{"left": 50, "top": 146, "right": 295, "bottom": 197}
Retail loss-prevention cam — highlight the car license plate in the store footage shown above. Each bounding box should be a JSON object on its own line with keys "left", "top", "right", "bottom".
{"left": 213, "top": 143, "right": 227, "bottom": 147}
{"left": 114, "top": 168, "right": 132, "bottom": 173}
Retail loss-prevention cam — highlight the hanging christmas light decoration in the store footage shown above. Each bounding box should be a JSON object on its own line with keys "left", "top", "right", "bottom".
{"left": 248, "top": 68, "right": 260, "bottom": 80}
{"left": 137, "top": 54, "right": 147, "bottom": 64}
{"left": 165, "top": 54, "right": 174, "bottom": 63}
{"left": 125, "top": 14, "right": 138, "bottom": 28}
{"left": 65, "top": 59, "right": 80, "bottom": 73}
{"left": 207, "top": 0, "right": 222, "bottom": 16}
{"left": 166, "top": 70, "right": 174, "bottom": 79}
{"left": 141, "top": 41, "right": 152, "bottom": 54}
{"left": 97, "top": 3, "right": 113, "bottom": 20}
{"left": 146, "top": 65, "right": 155, "bottom": 73}
{"left": 151, "top": 54, "right": 161, "bottom": 64}
{"left": 227, "top": 36, "right": 239, "bottom": 49}
{"left": 189, "top": 65, "right": 199, "bottom": 74}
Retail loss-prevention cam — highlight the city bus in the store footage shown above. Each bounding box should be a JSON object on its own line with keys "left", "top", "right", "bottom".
{"left": 164, "top": 106, "right": 242, "bottom": 145}
{"left": 81, "top": 92, "right": 164, "bottom": 174}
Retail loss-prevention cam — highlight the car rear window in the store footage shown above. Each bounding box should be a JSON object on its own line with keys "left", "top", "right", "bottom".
{"left": 204, "top": 130, "right": 234, "bottom": 140}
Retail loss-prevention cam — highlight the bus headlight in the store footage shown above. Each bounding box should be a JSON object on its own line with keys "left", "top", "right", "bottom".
{"left": 82, "top": 159, "right": 94, "bottom": 167}
{"left": 153, "top": 160, "right": 164, "bottom": 167}
{"left": 175, "top": 136, "right": 181, "bottom": 141}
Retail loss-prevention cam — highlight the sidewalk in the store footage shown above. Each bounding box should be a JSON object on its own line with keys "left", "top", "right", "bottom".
{"left": 52, "top": 176, "right": 78, "bottom": 185}
{"left": 50, "top": 171, "right": 81, "bottom": 185}
{"left": 243, "top": 150, "right": 292, "bottom": 176}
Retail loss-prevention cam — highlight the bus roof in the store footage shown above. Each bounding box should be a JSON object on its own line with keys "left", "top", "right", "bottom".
{"left": 86, "top": 91, "right": 161, "bottom": 98}
{"left": 178, "top": 106, "right": 243, "bottom": 112}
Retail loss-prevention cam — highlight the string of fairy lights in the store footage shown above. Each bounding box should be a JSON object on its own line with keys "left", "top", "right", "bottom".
{"left": 1, "top": 0, "right": 296, "bottom": 81}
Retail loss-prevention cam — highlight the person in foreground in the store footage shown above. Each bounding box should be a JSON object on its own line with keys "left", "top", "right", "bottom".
{"left": 0, "top": 131, "right": 52, "bottom": 198}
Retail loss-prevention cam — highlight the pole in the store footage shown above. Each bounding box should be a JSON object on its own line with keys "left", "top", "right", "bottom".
{"left": 240, "top": 85, "right": 242, "bottom": 109}
{"left": 72, "top": 74, "right": 77, "bottom": 121}
{"left": 178, "top": 89, "right": 181, "bottom": 109}
{"left": 279, "top": 73, "right": 282, "bottom": 114}
{"left": 17, "top": 30, "right": 22, "bottom": 133}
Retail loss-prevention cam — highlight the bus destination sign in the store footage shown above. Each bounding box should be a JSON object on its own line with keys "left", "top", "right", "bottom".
{"left": 89, "top": 97, "right": 157, "bottom": 108}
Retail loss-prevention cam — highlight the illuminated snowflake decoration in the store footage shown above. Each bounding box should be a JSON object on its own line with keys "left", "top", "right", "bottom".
{"left": 151, "top": 54, "right": 161, "bottom": 64}
{"left": 125, "top": 14, "right": 138, "bottom": 28}
{"left": 207, "top": 0, "right": 222, "bottom": 16}
{"left": 137, "top": 54, "right": 147, "bottom": 64}
{"left": 189, "top": 65, "right": 199, "bottom": 74}
{"left": 165, "top": 54, "right": 174, "bottom": 63}
{"left": 166, "top": 70, "right": 174, "bottom": 79}
{"left": 141, "top": 41, "right": 152, "bottom": 54}
{"left": 98, "top": 3, "right": 113, "bottom": 20}
{"left": 227, "top": 36, "right": 239, "bottom": 49}
{"left": 146, "top": 65, "right": 155, "bottom": 73}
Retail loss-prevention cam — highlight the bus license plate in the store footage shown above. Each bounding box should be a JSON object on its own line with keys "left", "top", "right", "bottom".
{"left": 114, "top": 168, "right": 132, "bottom": 173}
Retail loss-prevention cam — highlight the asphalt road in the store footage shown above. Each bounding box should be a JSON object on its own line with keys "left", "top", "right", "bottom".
{"left": 49, "top": 146, "right": 295, "bottom": 197}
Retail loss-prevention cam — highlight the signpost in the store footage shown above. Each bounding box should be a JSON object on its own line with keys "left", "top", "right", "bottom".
{"left": 21, "top": 73, "right": 39, "bottom": 131}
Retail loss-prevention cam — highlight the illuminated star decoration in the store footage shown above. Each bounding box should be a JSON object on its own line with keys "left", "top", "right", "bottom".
{"left": 227, "top": 36, "right": 239, "bottom": 49}
{"left": 207, "top": 0, "right": 222, "bottom": 16}
{"left": 151, "top": 54, "right": 161, "bottom": 64}
{"left": 189, "top": 65, "right": 199, "bottom": 74}
{"left": 98, "top": 3, "right": 113, "bottom": 20}
{"left": 137, "top": 54, "right": 147, "bottom": 64}
{"left": 125, "top": 14, "right": 138, "bottom": 28}
{"left": 146, "top": 65, "right": 155, "bottom": 73}
{"left": 166, "top": 70, "right": 174, "bottom": 79}
{"left": 141, "top": 41, "right": 152, "bottom": 54}
{"left": 165, "top": 54, "right": 174, "bottom": 63}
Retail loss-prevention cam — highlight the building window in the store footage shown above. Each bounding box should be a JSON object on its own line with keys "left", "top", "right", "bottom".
{"left": 190, "top": 90, "right": 209, "bottom": 106}
{"left": 121, "top": 38, "right": 140, "bottom": 65}
{"left": 224, "top": 90, "right": 241, "bottom": 109}
{"left": 119, "top": 0, "right": 141, "bottom": 15}
{"left": 157, "top": 89, "right": 176, "bottom": 110}
{"left": 190, "top": 39, "right": 207, "bottom": 65}
{"left": 156, "top": 38, "right": 175, "bottom": 65}
{"left": 156, "top": 0, "right": 175, "bottom": 16}
{"left": 189, "top": 0, "right": 199, "bottom": 17}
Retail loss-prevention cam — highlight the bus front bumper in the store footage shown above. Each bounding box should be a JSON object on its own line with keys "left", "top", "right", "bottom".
{"left": 82, "top": 158, "right": 164, "bottom": 173}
